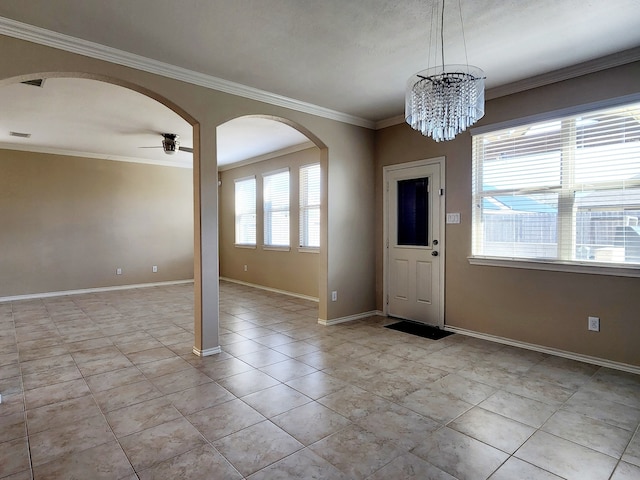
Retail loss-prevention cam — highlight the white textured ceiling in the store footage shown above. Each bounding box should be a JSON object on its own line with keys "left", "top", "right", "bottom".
{"left": 0, "top": 0, "right": 639, "bottom": 165}
{"left": 0, "top": 78, "right": 310, "bottom": 168}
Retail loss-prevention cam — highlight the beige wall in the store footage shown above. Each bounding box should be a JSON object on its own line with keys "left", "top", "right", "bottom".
{"left": 0, "top": 149, "right": 193, "bottom": 297}
{"left": 375, "top": 61, "right": 640, "bottom": 367}
{"left": 0, "top": 34, "right": 377, "bottom": 352}
{"left": 219, "top": 147, "right": 320, "bottom": 298}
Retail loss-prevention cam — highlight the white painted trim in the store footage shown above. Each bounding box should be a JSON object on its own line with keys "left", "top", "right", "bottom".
{"left": 0, "top": 143, "right": 193, "bottom": 168}
{"left": 468, "top": 256, "right": 640, "bottom": 279}
{"left": 445, "top": 326, "right": 640, "bottom": 375}
{"left": 297, "top": 247, "right": 320, "bottom": 254}
{"left": 0, "top": 17, "right": 375, "bottom": 129}
{"left": 318, "top": 310, "right": 382, "bottom": 326}
{"left": 192, "top": 346, "right": 222, "bottom": 357}
{"left": 218, "top": 142, "right": 316, "bottom": 172}
{"left": 0, "top": 279, "right": 194, "bottom": 303}
{"left": 470, "top": 93, "right": 640, "bottom": 136}
{"left": 484, "top": 46, "right": 640, "bottom": 101}
{"left": 219, "top": 277, "right": 319, "bottom": 302}
{"left": 376, "top": 114, "right": 405, "bottom": 130}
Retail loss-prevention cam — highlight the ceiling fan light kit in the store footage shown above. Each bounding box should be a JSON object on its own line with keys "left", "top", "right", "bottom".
{"left": 406, "top": 0, "right": 485, "bottom": 142}
{"left": 161, "top": 133, "right": 180, "bottom": 155}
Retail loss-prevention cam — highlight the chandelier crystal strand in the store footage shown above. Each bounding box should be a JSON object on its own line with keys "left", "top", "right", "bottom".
{"left": 405, "top": 0, "right": 485, "bottom": 142}
{"left": 406, "top": 66, "right": 484, "bottom": 142}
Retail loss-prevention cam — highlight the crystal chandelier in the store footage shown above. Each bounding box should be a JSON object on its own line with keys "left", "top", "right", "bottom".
{"left": 405, "top": 0, "right": 485, "bottom": 142}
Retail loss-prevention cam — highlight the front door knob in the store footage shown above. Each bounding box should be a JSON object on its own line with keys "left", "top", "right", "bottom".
{"left": 432, "top": 251, "right": 439, "bottom": 257}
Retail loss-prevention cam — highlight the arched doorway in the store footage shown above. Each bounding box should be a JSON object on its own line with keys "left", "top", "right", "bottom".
{"left": 216, "top": 115, "right": 327, "bottom": 307}
{"left": 0, "top": 72, "right": 211, "bottom": 350}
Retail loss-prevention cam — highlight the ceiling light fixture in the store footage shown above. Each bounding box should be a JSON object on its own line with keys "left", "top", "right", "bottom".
{"left": 405, "top": 0, "right": 485, "bottom": 142}
{"left": 162, "top": 133, "right": 180, "bottom": 155}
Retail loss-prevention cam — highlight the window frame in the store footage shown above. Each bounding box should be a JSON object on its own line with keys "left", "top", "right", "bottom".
{"left": 469, "top": 94, "right": 640, "bottom": 278}
{"left": 234, "top": 175, "right": 257, "bottom": 248}
{"left": 262, "top": 168, "right": 291, "bottom": 250}
{"left": 299, "top": 163, "right": 321, "bottom": 251}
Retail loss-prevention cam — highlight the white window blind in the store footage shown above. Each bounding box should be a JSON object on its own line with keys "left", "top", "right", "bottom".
{"left": 234, "top": 177, "right": 256, "bottom": 245}
{"left": 263, "top": 169, "right": 290, "bottom": 247}
{"left": 299, "top": 163, "right": 321, "bottom": 248}
{"left": 472, "top": 102, "right": 640, "bottom": 267}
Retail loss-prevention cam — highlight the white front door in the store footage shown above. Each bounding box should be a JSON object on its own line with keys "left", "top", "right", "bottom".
{"left": 385, "top": 159, "right": 444, "bottom": 327}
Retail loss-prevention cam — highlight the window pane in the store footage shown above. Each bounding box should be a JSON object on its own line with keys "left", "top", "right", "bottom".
{"left": 264, "top": 170, "right": 290, "bottom": 247}
{"left": 575, "top": 190, "right": 640, "bottom": 264}
{"left": 235, "top": 177, "right": 256, "bottom": 245}
{"left": 300, "top": 164, "right": 320, "bottom": 247}
{"left": 397, "top": 177, "right": 428, "bottom": 246}
{"left": 477, "top": 192, "right": 558, "bottom": 259}
{"left": 472, "top": 101, "right": 640, "bottom": 268}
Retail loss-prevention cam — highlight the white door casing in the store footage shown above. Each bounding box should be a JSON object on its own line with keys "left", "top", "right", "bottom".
{"left": 384, "top": 158, "right": 445, "bottom": 327}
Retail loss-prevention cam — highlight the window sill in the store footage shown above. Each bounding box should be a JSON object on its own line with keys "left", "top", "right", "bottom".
{"left": 235, "top": 244, "right": 256, "bottom": 249}
{"left": 468, "top": 256, "right": 640, "bottom": 278}
{"left": 263, "top": 245, "right": 291, "bottom": 252}
{"left": 298, "top": 247, "right": 320, "bottom": 254}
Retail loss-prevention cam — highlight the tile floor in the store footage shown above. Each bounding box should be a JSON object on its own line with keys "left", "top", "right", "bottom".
{"left": 1, "top": 280, "right": 639, "bottom": 479}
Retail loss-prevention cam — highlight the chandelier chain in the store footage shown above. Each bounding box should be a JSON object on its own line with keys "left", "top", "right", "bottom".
{"left": 405, "top": 0, "right": 485, "bottom": 142}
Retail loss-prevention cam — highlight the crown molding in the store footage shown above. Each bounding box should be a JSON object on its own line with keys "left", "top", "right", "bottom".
{"left": 218, "top": 141, "right": 316, "bottom": 172}
{"left": 375, "top": 114, "right": 405, "bottom": 130}
{"left": 0, "top": 143, "right": 193, "bottom": 168}
{"left": 375, "top": 46, "right": 640, "bottom": 130}
{"left": 0, "top": 17, "right": 375, "bottom": 129}
{"left": 485, "top": 46, "right": 640, "bottom": 100}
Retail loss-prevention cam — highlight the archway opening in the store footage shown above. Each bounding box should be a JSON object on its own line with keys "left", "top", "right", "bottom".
{"left": 216, "top": 115, "right": 328, "bottom": 318}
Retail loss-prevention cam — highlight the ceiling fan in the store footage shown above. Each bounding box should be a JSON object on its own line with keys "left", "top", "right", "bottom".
{"left": 140, "top": 133, "right": 193, "bottom": 155}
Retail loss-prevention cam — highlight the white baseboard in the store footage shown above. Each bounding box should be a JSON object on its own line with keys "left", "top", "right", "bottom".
{"left": 220, "top": 277, "right": 319, "bottom": 302}
{"left": 445, "top": 326, "right": 640, "bottom": 375}
{"left": 192, "top": 346, "right": 222, "bottom": 357}
{"left": 318, "top": 310, "right": 383, "bottom": 326}
{"left": 0, "top": 279, "right": 195, "bottom": 303}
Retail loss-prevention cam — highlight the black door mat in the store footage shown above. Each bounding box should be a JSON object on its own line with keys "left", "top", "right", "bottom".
{"left": 385, "top": 320, "right": 455, "bottom": 340}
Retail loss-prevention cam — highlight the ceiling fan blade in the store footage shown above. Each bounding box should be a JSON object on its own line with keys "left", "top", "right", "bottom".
{"left": 179, "top": 146, "right": 193, "bottom": 153}
{"left": 138, "top": 146, "right": 163, "bottom": 149}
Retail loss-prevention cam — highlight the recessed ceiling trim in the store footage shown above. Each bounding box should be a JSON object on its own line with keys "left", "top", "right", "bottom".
{"left": 0, "top": 143, "right": 192, "bottom": 169}
{"left": 0, "top": 16, "right": 375, "bottom": 129}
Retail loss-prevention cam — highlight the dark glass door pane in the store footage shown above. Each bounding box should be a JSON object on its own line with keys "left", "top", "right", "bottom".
{"left": 397, "top": 177, "right": 428, "bottom": 246}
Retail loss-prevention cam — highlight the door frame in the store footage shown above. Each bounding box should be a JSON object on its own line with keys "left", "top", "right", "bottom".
{"left": 383, "top": 156, "right": 446, "bottom": 326}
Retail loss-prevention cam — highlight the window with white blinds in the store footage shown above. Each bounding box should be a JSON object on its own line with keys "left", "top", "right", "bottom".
{"left": 472, "top": 102, "right": 640, "bottom": 268}
{"left": 263, "top": 169, "right": 290, "bottom": 247}
{"left": 234, "top": 177, "right": 256, "bottom": 245}
{"left": 299, "top": 163, "right": 321, "bottom": 248}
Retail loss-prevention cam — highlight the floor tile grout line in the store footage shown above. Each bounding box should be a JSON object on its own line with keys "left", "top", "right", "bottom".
{"left": 6, "top": 283, "right": 639, "bottom": 479}
{"left": 10, "top": 301, "right": 35, "bottom": 479}
{"left": 608, "top": 421, "right": 640, "bottom": 479}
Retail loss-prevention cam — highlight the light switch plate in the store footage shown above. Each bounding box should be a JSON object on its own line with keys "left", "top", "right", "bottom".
{"left": 446, "top": 213, "right": 461, "bottom": 224}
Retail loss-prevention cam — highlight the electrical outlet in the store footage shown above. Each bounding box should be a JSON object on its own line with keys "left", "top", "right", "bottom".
{"left": 331, "top": 291, "right": 338, "bottom": 302}
{"left": 244, "top": 265, "right": 248, "bottom": 272}
{"left": 588, "top": 316, "right": 600, "bottom": 332}
{"left": 116, "top": 268, "right": 122, "bottom": 275}
{"left": 152, "top": 266, "right": 158, "bottom": 273}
